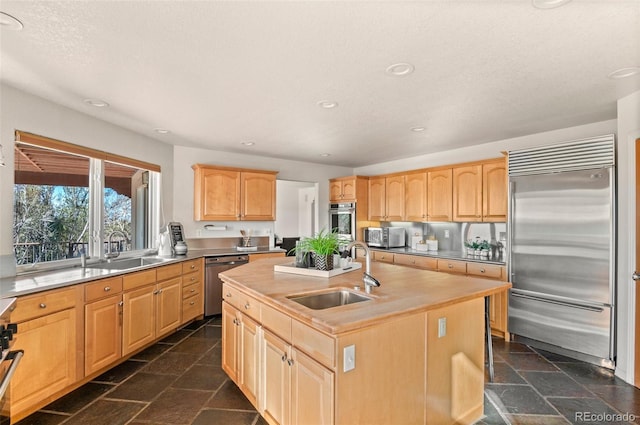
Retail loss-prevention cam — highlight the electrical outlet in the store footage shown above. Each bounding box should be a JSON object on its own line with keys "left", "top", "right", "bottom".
{"left": 444, "top": 230, "right": 450, "bottom": 238}
{"left": 343, "top": 345, "right": 355, "bottom": 372}
{"left": 438, "top": 317, "right": 446, "bottom": 338}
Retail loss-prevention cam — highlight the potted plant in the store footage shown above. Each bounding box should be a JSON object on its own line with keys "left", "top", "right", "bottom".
{"left": 291, "top": 228, "right": 345, "bottom": 271}
{"left": 464, "top": 237, "right": 481, "bottom": 255}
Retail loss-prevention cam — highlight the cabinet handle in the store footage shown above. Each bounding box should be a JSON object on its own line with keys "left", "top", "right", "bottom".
{"left": 159, "top": 289, "right": 163, "bottom": 294}
{"left": 244, "top": 303, "right": 250, "bottom": 310}
{"left": 190, "top": 265, "right": 195, "bottom": 270}
{"left": 190, "top": 277, "right": 195, "bottom": 281}
{"left": 118, "top": 301, "right": 124, "bottom": 306}
{"left": 153, "top": 290, "right": 159, "bottom": 295}
{"left": 190, "top": 289, "right": 195, "bottom": 293}
{"left": 226, "top": 292, "right": 232, "bottom": 298}
{"left": 104, "top": 286, "right": 111, "bottom": 292}
{"left": 281, "top": 354, "right": 287, "bottom": 362}
{"left": 39, "top": 303, "right": 46, "bottom": 309}
{"left": 480, "top": 269, "right": 486, "bottom": 273}
{"left": 190, "top": 301, "right": 195, "bottom": 305}
{"left": 448, "top": 264, "right": 454, "bottom": 269}
{"left": 287, "top": 359, "right": 294, "bottom": 366}
{"left": 411, "top": 260, "right": 415, "bottom": 264}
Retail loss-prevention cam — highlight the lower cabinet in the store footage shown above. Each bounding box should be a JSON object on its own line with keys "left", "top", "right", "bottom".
{"left": 85, "top": 294, "right": 123, "bottom": 375}
{"left": 262, "top": 330, "right": 334, "bottom": 425}
{"left": 10, "top": 286, "right": 81, "bottom": 421}
{"left": 222, "top": 302, "right": 261, "bottom": 406}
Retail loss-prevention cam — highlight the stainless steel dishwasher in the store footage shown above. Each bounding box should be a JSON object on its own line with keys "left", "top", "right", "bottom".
{"left": 205, "top": 255, "right": 249, "bottom": 316}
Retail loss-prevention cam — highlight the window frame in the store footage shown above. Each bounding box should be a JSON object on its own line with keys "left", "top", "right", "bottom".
{"left": 14, "top": 131, "right": 161, "bottom": 274}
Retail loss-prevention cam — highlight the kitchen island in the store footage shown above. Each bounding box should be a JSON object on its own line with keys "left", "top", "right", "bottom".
{"left": 219, "top": 257, "right": 511, "bottom": 425}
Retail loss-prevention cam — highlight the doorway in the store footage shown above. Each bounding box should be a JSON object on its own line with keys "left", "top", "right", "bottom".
{"left": 635, "top": 138, "right": 640, "bottom": 387}
{"left": 274, "top": 180, "right": 318, "bottom": 242}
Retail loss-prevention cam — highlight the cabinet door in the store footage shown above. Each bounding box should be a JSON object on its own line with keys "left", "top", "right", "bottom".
{"left": 329, "top": 180, "right": 343, "bottom": 202}
{"left": 368, "top": 176, "right": 386, "bottom": 221}
{"left": 405, "top": 172, "right": 427, "bottom": 222}
{"left": 196, "top": 167, "right": 241, "bottom": 221}
{"left": 340, "top": 178, "right": 357, "bottom": 201}
{"left": 156, "top": 277, "right": 182, "bottom": 338}
{"left": 291, "top": 349, "right": 334, "bottom": 425}
{"left": 241, "top": 171, "right": 276, "bottom": 221}
{"left": 239, "top": 315, "right": 260, "bottom": 407}
{"left": 262, "top": 331, "right": 291, "bottom": 425}
{"left": 122, "top": 285, "right": 155, "bottom": 356}
{"left": 85, "top": 295, "right": 122, "bottom": 375}
{"left": 482, "top": 161, "right": 507, "bottom": 222}
{"left": 427, "top": 169, "right": 452, "bottom": 221}
{"left": 222, "top": 303, "right": 239, "bottom": 382}
{"left": 453, "top": 165, "right": 482, "bottom": 222}
{"left": 385, "top": 175, "right": 405, "bottom": 221}
{"left": 11, "top": 308, "right": 77, "bottom": 417}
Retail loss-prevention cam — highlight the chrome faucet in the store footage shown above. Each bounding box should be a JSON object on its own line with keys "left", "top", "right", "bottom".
{"left": 346, "top": 241, "right": 381, "bottom": 294}
{"left": 105, "top": 230, "right": 127, "bottom": 261}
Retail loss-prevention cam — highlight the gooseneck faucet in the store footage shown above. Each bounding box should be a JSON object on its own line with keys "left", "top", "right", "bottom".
{"left": 105, "top": 230, "right": 127, "bottom": 261}
{"left": 345, "top": 241, "right": 381, "bottom": 294}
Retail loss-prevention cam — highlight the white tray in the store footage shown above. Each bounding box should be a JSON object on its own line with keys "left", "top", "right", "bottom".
{"left": 274, "top": 261, "right": 362, "bottom": 277}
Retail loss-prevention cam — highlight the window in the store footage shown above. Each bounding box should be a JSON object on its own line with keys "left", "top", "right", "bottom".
{"left": 13, "top": 131, "right": 161, "bottom": 270}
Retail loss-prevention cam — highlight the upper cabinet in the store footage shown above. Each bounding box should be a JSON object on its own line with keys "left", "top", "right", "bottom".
{"left": 329, "top": 176, "right": 368, "bottom": 203}
{"left": 368, "top": 175, "right": 405, "bottom": 221}
{"left": 453, "top": 159, "right": 507, "bottom": 222}
{"left": 427, "top": 169, "right": 453, "bottom": 222}
{"left": 404, "top": 171, "right": 428, "bottom": 222}
{"left": 192, "top": 164, "right": 277, "bottom": 221}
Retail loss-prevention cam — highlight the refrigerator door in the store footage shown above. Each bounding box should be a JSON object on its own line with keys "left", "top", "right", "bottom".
{"left": 510, "top": 168, "right": 613, "bottom": 305}
{"left": 509, "top": 289, "right": 612, "bottom": 359}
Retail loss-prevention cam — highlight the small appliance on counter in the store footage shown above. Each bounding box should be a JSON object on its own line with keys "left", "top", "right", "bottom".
{"left": 167, "top": 222, "right": 188, "bottom": 255}
{"left": 364, "top": 227, "right": 406, "bottom": 248}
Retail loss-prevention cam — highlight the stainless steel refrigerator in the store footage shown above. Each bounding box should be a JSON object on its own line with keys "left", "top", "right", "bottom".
{"left": 508, "top": 135, "right": 616, "bottom": 368}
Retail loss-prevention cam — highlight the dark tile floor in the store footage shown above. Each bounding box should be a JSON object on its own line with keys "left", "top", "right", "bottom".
{"left": 15, "top": 317, "right": 640, "bottom": 425}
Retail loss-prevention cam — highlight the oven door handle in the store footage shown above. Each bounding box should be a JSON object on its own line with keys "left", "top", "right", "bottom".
{"left": 0, "top": 350, "right": 24, "bottom": 400}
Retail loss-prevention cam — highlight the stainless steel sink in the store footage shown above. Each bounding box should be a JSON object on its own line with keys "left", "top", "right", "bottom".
{"left": 86, "top": 256, "right": 170, "bottom": 270}
{"left": 287, "top": 289, "right": 372, "bottom": 310}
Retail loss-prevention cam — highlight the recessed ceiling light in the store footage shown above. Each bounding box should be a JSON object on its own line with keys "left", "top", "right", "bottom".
{"left": 532, "top": 0, "right": 572, "bottom": 9}
{"left": 241, "top": 141, "right": 255, "bottom": 146}
{"left": 320, "top": 153, "right": 331, "bottom": 157}
{"left": 607, "top": 67, "right": 640, "bottom": 79}
{"left": 317, "top": 101, "right": 338, "bottom": 109}
{"left": 0, "top": 12, "right": 24, "bottom": 31}
{"left": 154, "top": 128, "right": 170, "bottom": 134}
{"left": 386, "top": 63, "right": 415, "bottom": 76}
{"left": 83, "top": 98, "right": 109, "bottom": 107}
{"left": 411, "top": 127, "right": 426, "bottom": 132}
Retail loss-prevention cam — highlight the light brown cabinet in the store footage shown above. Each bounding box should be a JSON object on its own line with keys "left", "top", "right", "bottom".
{"left": 10, "top": 286, "right": 81, "bottom": 422}
{"left": 181, "top": 259, "right": 204, "bottom": 324}
{"left": 453, "top": 159, "right": 507, "bottom": 222}
{"left": 371, "top": 250, "right": 394, "bottom": 263}
{"left": 85, "top": 276, "right": 124, "bottom": 375}
{"left": 192, "top": 164, "right": 277, "bottom": 221}
{"left": 393, "top": 252, "right": 437, "bottom": 270}
{"left": 329, "top": 176, "right": 366, "bottom": 202}
{"left": 404, "top": 171, "right": 428, "bottom": 222}
{"left": 427, "top": 169, "right": 453, "bottom": 221}
{"left": 368, "top": 175, "right": 405, "bottom": 221}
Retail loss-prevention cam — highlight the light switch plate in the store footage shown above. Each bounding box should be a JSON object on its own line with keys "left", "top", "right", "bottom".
{"left": 343, "top": 345, "right": 355, "bottom": 372}
{"left": 438, "top": 317, "right": 446, "bottom": 338}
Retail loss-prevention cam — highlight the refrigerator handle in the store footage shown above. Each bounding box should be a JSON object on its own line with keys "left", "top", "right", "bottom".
{"left": 508, "top": 180, "right": 515, "bottom": 282}
{"left": 511, "top": 291, "right": 605, "bottom": 312}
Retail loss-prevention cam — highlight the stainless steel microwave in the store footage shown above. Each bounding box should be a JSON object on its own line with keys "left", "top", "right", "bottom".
{"left": 364, "top": 227, "right": 406, "bottom": 248}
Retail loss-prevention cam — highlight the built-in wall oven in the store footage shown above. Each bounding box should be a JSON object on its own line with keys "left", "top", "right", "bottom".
{"left": 0, "top": 298, "right": 21, "bottom": 425}
{"left": 328, "top": 202, "right": 356, "bottom": 241}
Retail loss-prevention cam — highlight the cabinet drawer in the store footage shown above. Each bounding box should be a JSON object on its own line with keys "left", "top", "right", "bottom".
{"left": 223, "top": 283, "right": 261, "bottom": 321}
{"left": 182, "top": 292, "right": 203, "bottom": 322}
{"left": 12, "top": 286, "right": 78, "bottom": 323}
{"left": 156, "top": 263, "right": 183, "bottom": 281}
{"left": 466, "top": 263, "right": 504, "bottom": 280}
{"left": 394, "top": 254, "right": 437, "bottom": 270}
{"left": 85, "top": 276, "right": 123, "bottom": 302}
{"left": 182, "top": 271, "right": 201, "bottom": 287}
{"left": 372, "top": 251, "right": 394, "bottom": 263}
{"left": 436, "top": 259, "right": 467, "bottom": 274}
{"left": 182, "top": 259, "right": 202, "bottom": 274}
{"left": 123, "top": 269, "right": 157, "bottom": 291}
{"left": 182, "top": 281, "right": 201, "bottom": 299}
{"left": 292, "top": 320, "right": 335, "bottom": 369}
{"left": 262, "top": 303, "right": 292, "bottom": 342}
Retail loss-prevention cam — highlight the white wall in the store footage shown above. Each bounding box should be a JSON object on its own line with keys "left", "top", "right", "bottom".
{"left": 0, "top": 84, "right": 175, "bottom": 278}
{"left": 616, "top": 89, "right": 640, "bottom": 384}
{"left": 172, "top": 145, "right": 351, "bottom": 241}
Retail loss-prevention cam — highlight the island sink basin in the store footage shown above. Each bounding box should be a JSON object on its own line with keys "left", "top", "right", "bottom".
{"left": 287, "top": 289, "right": 372, "bottom": 310}
{"left": 86, "top": 256, "right": 169, "bottom": 271}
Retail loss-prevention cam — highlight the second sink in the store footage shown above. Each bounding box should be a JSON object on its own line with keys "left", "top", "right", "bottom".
{"left": 287, "top": 289, "right": 372, "bottom": 310}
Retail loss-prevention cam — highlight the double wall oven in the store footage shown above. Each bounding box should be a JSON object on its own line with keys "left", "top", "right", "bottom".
{"left": 0, "top": 298, "right": 21, "bottom": 424}
{"left": 328, "top": 202, "right": 356, "bottom": 241}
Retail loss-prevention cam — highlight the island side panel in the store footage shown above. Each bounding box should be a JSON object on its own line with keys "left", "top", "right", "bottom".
{"left": 426, "top": 297, "right": 484, "bottom": 425}
{"left": 335, "top": 312, "right": 427, "bottom": 425}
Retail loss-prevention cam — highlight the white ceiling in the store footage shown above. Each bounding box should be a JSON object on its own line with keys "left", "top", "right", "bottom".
{"left": 1, "top": 1, "right": 639, "bottom": 168}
